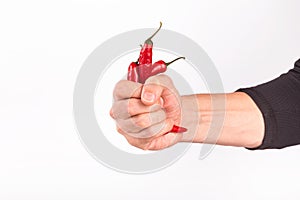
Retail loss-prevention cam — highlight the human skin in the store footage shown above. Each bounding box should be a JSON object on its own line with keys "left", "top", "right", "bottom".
{"left": 110, "top": 74, "right": 265, "bottom": 150}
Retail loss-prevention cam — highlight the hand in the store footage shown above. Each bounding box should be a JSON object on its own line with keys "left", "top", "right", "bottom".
{"left": 110, "top": 75, "right": 184, "bottom": 150}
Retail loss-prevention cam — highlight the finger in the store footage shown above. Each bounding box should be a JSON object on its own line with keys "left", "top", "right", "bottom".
{"left": 133, "top": 118, "right": 174, "bottom": 139}
{"left": 116, "top": 109, "right": 166, "bottom": 133}
{"left": 146, "top": 132, "right": 183, "bottom": 150}
{"left": 116, "top": 120, "right": 182, "bottom": 151}
{"left": 111, "top": 98, "right": 161, "bottom": 119}
{"left": 115, "top": 125, "right": 151, "bottom": 150}
{"left": 113, "top": 80, "right": 143, "bottom": 101}
{"left": 141, "top": 74, "right": 179, "bottom": 107}
{"left": 121, "top": 130, "right": 183, "bottom": 151}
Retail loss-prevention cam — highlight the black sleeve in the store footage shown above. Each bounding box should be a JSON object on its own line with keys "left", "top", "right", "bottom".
{"left": 237, "top": 59, "right": 300, "bottom": 150}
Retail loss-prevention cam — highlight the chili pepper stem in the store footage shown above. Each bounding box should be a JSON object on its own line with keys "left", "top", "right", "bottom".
{"left": 145, "top": 22, "right": 162, "bottom": 44}
{"left": 165, "top": 57, "right": 185, "bottom": 66}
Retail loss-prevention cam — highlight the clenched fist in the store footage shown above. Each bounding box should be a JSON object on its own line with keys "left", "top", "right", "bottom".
{"left": 110, "top": 75, "right": 185, "bottom": 150}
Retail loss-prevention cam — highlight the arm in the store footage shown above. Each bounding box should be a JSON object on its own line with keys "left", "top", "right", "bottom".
{"left": 180, "top": 92, "right": 264, "bottom": 149}
{"left": 110, "top": 59, "right": 300, "bottom": 150}
{"left": 110, "top": 76, "right": 264, "bottom": 150}
{"left": 236, "top": 58, "right": 300, "bottom": 149}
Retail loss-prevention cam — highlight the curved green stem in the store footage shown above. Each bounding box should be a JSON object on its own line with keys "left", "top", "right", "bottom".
{"left": 166, "top": 57, "right": 185, "bottom": 66}
{"left": 145, "top": 22, "right": 162, "bottom": 43}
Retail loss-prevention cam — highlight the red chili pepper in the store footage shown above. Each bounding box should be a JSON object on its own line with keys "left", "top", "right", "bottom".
{"left": 167, "top": 125, "right": 187, "bottom": 133}
{"left": 126, "top": 22, "right": 187, "bottom": 134}
{"left": 149, "top": 56, "right": 185, "bottom": 78}
{"left": 127, "top": 61, "right": 139, "bottom": 82}
{"left": 138, "top": 22, "right": 162, "bottom": 83}
{"left": 138, "top": 22, "right": 162, "bottom": 65}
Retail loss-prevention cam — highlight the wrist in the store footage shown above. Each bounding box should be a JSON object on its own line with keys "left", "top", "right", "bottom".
{"left": 179, "top": 95, "right": 205, "bottom": 143}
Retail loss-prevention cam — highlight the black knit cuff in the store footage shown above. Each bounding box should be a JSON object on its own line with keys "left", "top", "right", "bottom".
{"left": 236, "top": 88, "right": 278, "bottom": 150}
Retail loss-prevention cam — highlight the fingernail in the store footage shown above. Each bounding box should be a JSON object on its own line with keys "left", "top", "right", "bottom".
{"left": 143, "top": 92, "right": 155, "bottom": 102}
{"left": 159, "top": 97, "right": 164, "bottom": 106}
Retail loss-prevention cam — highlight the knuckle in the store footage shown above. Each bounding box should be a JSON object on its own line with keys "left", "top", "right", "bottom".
{"left": 113, "top": 80, "right": 128, "bottom": 100}
{"left": 109, "top": 108, "right": 114, "bottom": 118}
{"left": 145, "top": 75, "right": 160, "bottom": 84}
{"left": 110, "top": 107, "right": 117, "bottom": 119}
{"left": 127, "top": 108, "right": 135, "bottom": 117}
{"left": 112, "top": 100, "right": 134, "bottom": 119}
{"left": 116, "top": 126, "right": 124, "bottom": 135}
{"left": 133, "top": 114, "right": 150, "bottom": 128}
{"left": 127, "top": 99, "right": 137, "bottom": 116}
{"left": 116, "top": 120, "right": 131, "bottom": 133}
{"left": 159, "top": 74, "right": 175, "bottom": 89}
{"left": 115, "top": 80, "right": 127, "bottom": 89}
{"left": 111, "top": 103, "right": 121, "bottom": 119}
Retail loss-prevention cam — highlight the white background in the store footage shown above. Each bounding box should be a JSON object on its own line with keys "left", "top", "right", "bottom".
{"left": 1, "top": 0, "right": 300, "bottom": 199}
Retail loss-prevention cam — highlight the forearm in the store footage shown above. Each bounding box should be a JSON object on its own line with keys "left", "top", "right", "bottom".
{"left": 180, "top": 92, "right": 265, "bottom": 148}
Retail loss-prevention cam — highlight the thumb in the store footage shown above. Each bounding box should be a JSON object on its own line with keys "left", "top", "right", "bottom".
{"left": 141, "top": 75, "right": 176, "bottom": 106}
{"left": 141, "top": 84, "right": 162, "bottom": 106}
